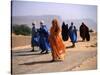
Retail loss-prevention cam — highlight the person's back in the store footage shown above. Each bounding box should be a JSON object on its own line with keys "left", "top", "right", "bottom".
{"left": 85, "top": 25, "right": 90, "bottom": 41}
{"left": 31, "top": 22, "right": 40, "bottom": 51}
{"left": 74, "top": 26, "right": 77, "bottom": 37}
{"left": 62, "top": 22, "right": 69, "bottom": 41}
{"left": 80, "top": 22, "right": 90, "bottom": 41}
{"left": 32, "top": 24, "right": 37, "bottom": 36}
{"left": 49, "top": 18, "right": 65, "bottom": 61}
{"left": 32, "top": 27, "right": 37, "bottom": 37}
{"left": 68, "top": 22, "right": 77, "bottom": 47}
{"left": 39, "top": 25, "right": 49, "bottom": 38}
{"left": 69, "top": 23, "right": 75, "bottom": 32}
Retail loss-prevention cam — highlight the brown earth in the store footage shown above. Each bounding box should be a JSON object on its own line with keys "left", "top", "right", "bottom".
{"left": 12, "top": 32, "right": 97, "bottom": 74}
{"left": 12, "top": 34, "right": 31, "bottom": 49}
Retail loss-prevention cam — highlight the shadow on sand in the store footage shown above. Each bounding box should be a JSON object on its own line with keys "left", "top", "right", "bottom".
{"left": 13, "top": 49, "right": 40, "bottom": 53}
{"left": 19, "top": 60, "right": 53, "bottom": 65}
{"left": 85, "top": 44, "right": 97, "bottom": 48}
{"left": 66, "top": 45, "right": 75, "bottom": 48}
{"left": 13, "top": 52, "right": 48, "bottom": 56}
{"left": 66, "top": 40, "right": 84, "bottom": 48}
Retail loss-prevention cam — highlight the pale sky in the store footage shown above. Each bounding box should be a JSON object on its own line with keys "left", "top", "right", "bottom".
{"left": 12, "top": 1, "right": 97, "bottom": 22}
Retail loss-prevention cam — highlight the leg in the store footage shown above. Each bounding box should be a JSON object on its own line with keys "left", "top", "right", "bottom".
{"left": 86, "top": 33, "right": 90, "bottom": 41}
{"left": 40, "top": 49, "right": 45, "bottom": 54}
{"left": 82, "top": 37, "right": 85, "bottom": 41}
{"left": 31, "top": 47, "right": 34, "bottom": 52}
{"left": 72, "top": 42, "right": 75, "bottom": 47}
{"left": 44, "top": 50, "right": 49, "bottom": 54}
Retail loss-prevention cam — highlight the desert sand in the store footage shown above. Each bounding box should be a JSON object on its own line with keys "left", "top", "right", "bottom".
{"left": 12, "top": 32, "right": 97, "bottom": 74}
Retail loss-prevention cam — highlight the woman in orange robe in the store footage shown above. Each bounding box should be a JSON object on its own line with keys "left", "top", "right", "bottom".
{"left": 49, "top": 19, "right": 66, "bottom": 61}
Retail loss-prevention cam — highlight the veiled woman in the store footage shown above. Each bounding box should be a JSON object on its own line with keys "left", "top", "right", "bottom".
{"left": 31, "top": 22, "right": 40, "bottom": 52}
{"left": 68, "top": 22, "right": 77, "bottom": 47}
{"left": 61, "top": 22, "right": 69, "bottom": 41}
{"left": 49, "top": 18, "right": 66, "bottom": 61}
{"left": 39, "top": 21, "right": 51, "bottom": 54}
{"left": 80, "top": 22, "right": 90, "bottom": 41}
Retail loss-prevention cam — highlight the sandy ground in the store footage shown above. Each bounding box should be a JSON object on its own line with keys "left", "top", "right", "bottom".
{"left": 12, "top": 34, "right": 31, "bottom": 48}
{"left": 12, "top": 32, "right": 97, "bottom": 74}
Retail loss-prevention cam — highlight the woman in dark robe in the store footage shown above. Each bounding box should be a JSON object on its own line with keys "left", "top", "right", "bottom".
{"left": 61, "top": 22, "right": 69, "bottom": 41}
{"left": 79, "top": 22, "right": 90, "bottom": 41}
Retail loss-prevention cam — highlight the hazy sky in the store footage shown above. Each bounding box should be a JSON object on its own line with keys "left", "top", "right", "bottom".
{"left": 12, "top": 1, "right": 97, "bottom": 22}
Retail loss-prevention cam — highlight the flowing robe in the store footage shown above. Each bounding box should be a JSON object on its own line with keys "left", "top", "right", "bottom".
{"left": 80, "top": 24, "right": 90, "bottom": 41}
{"left": 68, "top": 25, "right": 77, "bottom": 43}
{"left": 31, "top": 26, "right": 40, "bottom": 47}
{"left": 62, "top": 23, "right": 69, "bottom": 41}
{"left": 39, "top": 25, "right": 51, "bottom": 51}
{"left": 49, "top": 25, "right": 65, "bottom": 61}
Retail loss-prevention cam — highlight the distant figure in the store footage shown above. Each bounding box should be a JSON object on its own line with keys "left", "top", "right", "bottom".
{"left": 49, "top": 18, "right": 66, "bottom": 61}
{"left": 74, "top": 26, "right": 77, "bottom": 38}
{"left": 31, "top": 22, "right": 40, "bottom": 52}
{"left": 61, "top": 22, "right": 69, "bottom": 41}
{"left": 68, "top": 22, "right": 77, "bottom": 47}
{"left": 39, "top": 20, "right": 51, "bottom": 54}
{"left": 79, "top": 22, "right": 90, "bottom": 41}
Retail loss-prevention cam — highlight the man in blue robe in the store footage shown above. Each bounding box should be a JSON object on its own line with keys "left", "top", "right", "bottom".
{"left": 31, "top": 22, "right": 40, "bottom": 52}
{"left": 68, "top": 22, "right": 77, "bottom": 47}
{"left": 38, "top": 21, "right": 51, "bottom": 54}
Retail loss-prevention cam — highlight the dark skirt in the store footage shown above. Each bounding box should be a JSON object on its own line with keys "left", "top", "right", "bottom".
{"left": 62, "top": 32, "right": 69, "bottom": 41}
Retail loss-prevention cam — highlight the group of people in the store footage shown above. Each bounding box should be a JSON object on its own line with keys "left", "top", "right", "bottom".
{"left": 62, "top": 22, "right": 77, "bottom": 47}
{"left": 31, "top": 21, "right": 51, "bottom": 54}
{"left": 31, "top": 18, "right": 90, "bottom": 62}
{"left": 61, "top": 21, "right": 90, "bottom": 47}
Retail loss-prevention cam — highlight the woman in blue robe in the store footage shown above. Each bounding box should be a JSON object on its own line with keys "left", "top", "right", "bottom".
{"left": 68, "top": 22, "right": 77, "bottom": 47}
{"left": 31, "top": 22, "right": 40, "bottom": 52}
{"left": 39, "top": 21, "right": 51, "bottom": 54}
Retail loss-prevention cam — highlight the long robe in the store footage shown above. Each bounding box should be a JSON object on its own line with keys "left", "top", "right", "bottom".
{"left": 39, "top": 25, "right": 51, "bottom": 51}
{"left": 49, "top": 23, "right": 65, "bottom": 61}
{"left": 61, "top": 23, "right": 69, "bottom": 41}
{"left": 68, "top": 25, "right": 77, "bottom": 43}
{"left": 31, "top": 26, "right": 40, "bottom": 47}
{"left": 80, "top": 23, "right": 90, "bottom": 41}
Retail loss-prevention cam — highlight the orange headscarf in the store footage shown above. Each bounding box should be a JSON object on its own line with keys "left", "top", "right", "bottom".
{"left": 50, "top": 18, "right": 61, "bottom": 36}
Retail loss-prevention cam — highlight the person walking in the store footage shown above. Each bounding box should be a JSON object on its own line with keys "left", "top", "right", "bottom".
{"left": 49, "top": 18, "right": 66, "bottom": 61}
{"left": 68, "top": 22, "right": 77, "bottom": 47}
{"left": 39, "top": 20, "right": 51, "bottom": 54}
{"left": 79, "top": 22, "right": 90, "bottom": 41}
{"left": 61, "top": 22, "right": 69, "bottom": 41}
{"left": 31, "top": 21, "right": 40, "bottom": 52}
